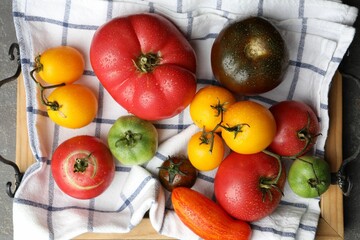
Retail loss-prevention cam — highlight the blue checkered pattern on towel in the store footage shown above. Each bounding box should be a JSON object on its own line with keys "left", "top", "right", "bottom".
{"left": 11, "top": 0, "right": 357, "bottom": 239}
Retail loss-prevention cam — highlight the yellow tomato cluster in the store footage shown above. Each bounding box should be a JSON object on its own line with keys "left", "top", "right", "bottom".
{"left": 32, "top": 46, "right": 98, "bottom": 129}
{"left": 188, "top": 85, "right": 276, "bottom": 171}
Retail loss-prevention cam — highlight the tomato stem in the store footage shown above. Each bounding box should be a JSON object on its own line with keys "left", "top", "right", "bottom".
{"left": 134, "top": 52, "right": 161, "bottom": 73}
{"left": 34, "top": 55, "right": 43, "bottom": 72}
{"left": 197, "top": 130, "right": 210, "bottom": 151}
{"left": 198, "top": 99, "right": 249, "bottom": 153}
{"left": 73, "top": 153, "right": 93, "bottom": 173}
{"left": 198, "top": 100, "right": 227, "bottom": 153}
{"left": 158, "top": 157, "right": 187, "bottom": 184}
{"left": 295, "top": 156, "right": 324, "bottom": 196}
{"left": 30, "top": 68, "right": 65, "bottom": 111}
{"left": 290, "top": 112, "right": 322, "bottom": 158}
{"left": 115, "top": 130, "right": 142, "bottom": 148}
{"left": 211, "top": 99, "right": 228, "bottom": 119}
{"left": 260, "top": 150, "right": 284, "bottom": 202}
{"left": 220, "top": 123, "right": 250, "bottom": 139}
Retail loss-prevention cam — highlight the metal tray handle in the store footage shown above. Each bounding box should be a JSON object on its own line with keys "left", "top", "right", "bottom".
{"left": 0, "top": 43, "right": 23, "bottom": 198}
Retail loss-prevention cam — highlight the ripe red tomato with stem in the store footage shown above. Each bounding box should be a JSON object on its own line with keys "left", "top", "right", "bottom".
{"left": 214, "top": 150, "right": 286, "bottom": 222}
{"left": 51, "top": 135, "right": 115, "bottom": 199}
{"left": 268, "top": 100, "right": 320, "bottom": 157}
{"left": 90, "top": 13, "right": 197, "bottom": 121}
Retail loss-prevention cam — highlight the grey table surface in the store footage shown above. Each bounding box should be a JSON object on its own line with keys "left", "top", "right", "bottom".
{"left": 1, "top": 0, "right": 360, "bottom": 239}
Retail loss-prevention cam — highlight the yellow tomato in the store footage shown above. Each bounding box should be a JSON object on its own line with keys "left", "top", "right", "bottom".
{"left": 221, "top": 100, "right": 276, "bottom": 154}
{"left": 36, "top": 46, "right": 85, "bottom": 84}
{"left": 46, "top": 84, "right": 98, "bottom": 129}
{"left": 190, "top": 85, "right": 236, "bottom": 132}
{"left": 187, "top": 131, "right": 224, "bottom": 171}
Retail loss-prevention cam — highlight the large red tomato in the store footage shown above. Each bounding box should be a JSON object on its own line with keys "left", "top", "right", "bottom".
{"left": 268, "top": 100, "right": 320, "bottom": 157}
{"left": 214, "top": 151, "right": 286, "bottom": 222}
{"left": 90, "top": 13, "right": 197, "bottom": 121}
{"left": 51, "top": 135, "right": 115, "bottom": 199}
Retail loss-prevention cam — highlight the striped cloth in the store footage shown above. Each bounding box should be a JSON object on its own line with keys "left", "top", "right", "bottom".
{"left": 12, "top": 0, "right": 357, "bottom": 239}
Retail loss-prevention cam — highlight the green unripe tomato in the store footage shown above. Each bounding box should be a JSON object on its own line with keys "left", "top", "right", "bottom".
{"left": 288, "top": 155, "right": 331, "bottom": 198}
{"left": 107, "top": 115, "right": 158, "bottom": 165}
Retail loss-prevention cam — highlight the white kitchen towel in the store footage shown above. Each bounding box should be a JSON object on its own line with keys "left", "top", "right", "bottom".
{"left": 11, "top": 0, "right": 357, "bottom": 239}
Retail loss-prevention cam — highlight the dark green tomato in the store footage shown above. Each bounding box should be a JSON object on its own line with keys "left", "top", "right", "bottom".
{"left": 211, "top": 17, "right": 288, "bottom": 95}
{"left": 288, "top": 155, "right": 331, "bottom": 198}
{"left": 107, "top": 115, "right": 158, "bottom": 165}
{"left": 158, "top": 156, "right": 198, "bottom": 192}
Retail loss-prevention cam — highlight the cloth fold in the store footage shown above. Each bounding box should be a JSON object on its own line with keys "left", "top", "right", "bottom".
{"left": 12, "top": 0, "right": 357, "bottom": 239}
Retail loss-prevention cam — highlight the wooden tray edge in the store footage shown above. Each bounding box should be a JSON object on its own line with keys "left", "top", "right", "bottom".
{"left": 16, "top": 72, "right": 344, "bottom": 239}
{"left": 317, "top": 71, "right": 344, "bottom": 239}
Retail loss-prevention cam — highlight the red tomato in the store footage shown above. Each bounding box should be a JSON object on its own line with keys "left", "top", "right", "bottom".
{"left": 90, "top": 13, "right": 197, "bottom": 121}
{"left": 214, "top": 151, "right": 286, "bottom": 222}
{"left": 268, "top": 100, "right": 320, "bottom": 157}
{"left": 51, "top": 135, "right": 115, "bottom": 199}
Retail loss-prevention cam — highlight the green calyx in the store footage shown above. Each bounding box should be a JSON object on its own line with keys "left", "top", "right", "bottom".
{"left": 134, "top": 52, "right": 161, "bottom": 73}
{"left": 220, "top": 123, "right": 250, "bottom": 139}
{"left": 115, "top": 130, "right": 142, "bottom": 148}
{"left": 158, "top": 157, "right": 187, "bottom": 184}
{"left": 292, "top": 112, "right": 321, "bottom": 158}
{"left": 260, "top": 150, "right": 284, "bottom": 202}
{"left": 296, "top": 156, "right": 329, "bottom": 197}
{"left": 73, "top": 153, "right": 93, "bottom": 173}
{"left": 198, "top": 98, "right": 250, "bottom": 153}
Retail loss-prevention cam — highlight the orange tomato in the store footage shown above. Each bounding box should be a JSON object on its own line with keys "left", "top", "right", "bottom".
{"left": 36, "top": 46, "right": 85, "bottom": 84}
{"left": 190, "top": 85, "right": 236, "bottom": 132}
{"left": 221, "top": 100, "right": 276, "bottom": 154}
{"left": 187, "top": 131, "right": 224, "bottom": 171}
{"left": 46, "top": 84, "right": 98, "bottom": 129}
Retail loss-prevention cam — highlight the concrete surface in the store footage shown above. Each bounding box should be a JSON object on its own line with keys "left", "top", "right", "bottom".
{"left": 0, "top": 1, "right": 19, "bottom": 239}
{"left": 0, "top": 1, "right": 359, "bottom": 240}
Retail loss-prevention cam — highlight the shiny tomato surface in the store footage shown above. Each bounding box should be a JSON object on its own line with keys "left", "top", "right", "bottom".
{"left": 51, "top": 135, "right": 115, "bottom": 199}
{"left": 90, "top": 13, "right": 197, "bottom": 120}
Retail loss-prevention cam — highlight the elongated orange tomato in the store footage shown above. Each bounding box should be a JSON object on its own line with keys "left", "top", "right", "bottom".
{"left": 172, "top": 187, "right": 252, "bottom": 240}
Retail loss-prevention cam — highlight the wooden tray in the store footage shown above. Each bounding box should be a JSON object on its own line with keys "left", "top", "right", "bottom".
{"left": 15, "top": 71, "right": 344, "bottom": 239}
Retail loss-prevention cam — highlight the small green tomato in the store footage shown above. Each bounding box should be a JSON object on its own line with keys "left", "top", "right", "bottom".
{"left": 107, "top": 115, "right": 158, "bottom": 165}
{"left": 288, "top": 155, "right": 331, "bottom": 198}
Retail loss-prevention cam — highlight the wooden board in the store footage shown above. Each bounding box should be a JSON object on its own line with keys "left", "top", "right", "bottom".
{"left": 15, "top": 72, "right": 344, "bottom": 239}
{"left": 318, "top": 70, "right": 344, "bottom": 240}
